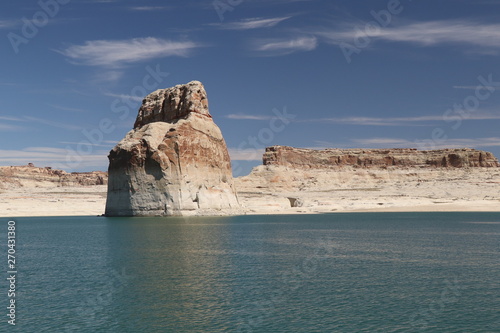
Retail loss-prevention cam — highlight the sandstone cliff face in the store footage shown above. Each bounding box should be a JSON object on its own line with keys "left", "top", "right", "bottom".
{"left": 134, "top": 81, "right": 210, "bottom": 127}
{"left": 105, "top": 81, "right": 239, "bottom": 216}
{"left": 0, "top": 165, "right": 107, "bottom": 189}
{"left": 235, "top": 146, "right": 500, "bottom": 214}
{"left": 263, "top": 146, "right": 500, "bottom": 169}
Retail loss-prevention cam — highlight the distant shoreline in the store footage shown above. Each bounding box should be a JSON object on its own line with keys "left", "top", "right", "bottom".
{"left": 2, "top": 158, "right": 500, "bottom": 218}
{"left": 1, "top": 184, "right": 499, "bottom": 218}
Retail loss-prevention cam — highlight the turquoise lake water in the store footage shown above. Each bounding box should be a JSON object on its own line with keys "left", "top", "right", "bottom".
{"left": 1, "top": 212, "right": 499, "bottom": 332}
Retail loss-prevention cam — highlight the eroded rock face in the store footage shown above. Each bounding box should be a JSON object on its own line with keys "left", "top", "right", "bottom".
{"left": 263, "top": 146, "right": 500, "bottom": 169}
{"left": 105, "top": 81, "right": 239, "bottom": 216}
{"left": 134, "top": 80, "right": 210, "bottom": 128}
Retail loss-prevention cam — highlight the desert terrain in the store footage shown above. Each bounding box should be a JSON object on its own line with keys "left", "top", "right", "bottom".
{"left": 1, "top": 162, "right": 499, "bottom": 217}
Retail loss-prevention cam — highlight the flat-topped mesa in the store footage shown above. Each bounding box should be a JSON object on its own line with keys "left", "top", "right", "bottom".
{"left": 0, "top": 165, "right": 107, "bottom": 189}
{"left": 105, "top": 81, "right": 239, "bottom": 217}
{"left": 263, "top": 146, "right": 500, "bottom": 169}
{"left": 134, "top": 80, "right": 211, "bottom": 128}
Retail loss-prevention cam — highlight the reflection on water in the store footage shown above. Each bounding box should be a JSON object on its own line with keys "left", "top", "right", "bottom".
{"left": 5, "top": 212, "right": 500, "bottom": 332}
{"left": 104, "top": 216, "right": 238, "bottom": 332}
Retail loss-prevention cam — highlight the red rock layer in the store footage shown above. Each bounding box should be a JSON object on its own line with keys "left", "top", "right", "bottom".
{"left": 263, "top": 146, "right": 500, "bottom": 169}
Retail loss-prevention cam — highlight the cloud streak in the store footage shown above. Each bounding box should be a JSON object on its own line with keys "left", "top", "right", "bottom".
{"left": 220, "top": 16, "right": 290, "bottom": 30}
{"left": 0, "top": 147, "right": 108, "bottom": 170}
{"left": 0, "top": 116, "right": 27, "bottom": 131}
{"left": 58, "top": 37, "right": 201, "bottom": 67}
{"left": 0, "top": 116, "right": 25, "bottom": 122}
{"left": 103, "top": 92, "right": 144, "bottom": 102}
{"left": 47, "top": 104, "right": 86, "bottom": 113}
{"left": 226, "top": 114, "right": 274, "bottom": 120}
{"left": 308, "top": 112, "right": 500, "bottom": 126}
{"left": 228, "top": 148, "right": 264, "bottom": 161}
{"left": 24, "top": 116, "right": 83, "bottom": 131}
{"left": 453, "top": 85, "right": 500, "bottom": 90}
{"left": 228, "top": 111, "right": 500, "bottom": 126}
{"left": 352, "top": 137, "right": 500, "bottom": 148}
{"left": 128, "top": 6, "right": 171, "bottom": 11}
{"left": 0, "top": 124, "right": 25, "bottom": 131}
{"left": 318, "top": 20, "right": 500, "bottom": 53}
{"left": 0, "top": 20, "right": 17, "bottom": 29}
{"left": 253, "top": 36, "right": 317, "bottom": 55}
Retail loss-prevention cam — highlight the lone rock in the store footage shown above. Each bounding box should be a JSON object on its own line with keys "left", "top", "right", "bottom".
{"left": 105, "top": 81, "right": 239, "bottom": 216}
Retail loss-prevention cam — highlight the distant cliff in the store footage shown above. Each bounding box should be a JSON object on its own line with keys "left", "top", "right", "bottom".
{"left": 263, "top": 146, "right": 500, "bottom": 169}
{"left": 0, "top": 164, "right": 107, "bottom": 189}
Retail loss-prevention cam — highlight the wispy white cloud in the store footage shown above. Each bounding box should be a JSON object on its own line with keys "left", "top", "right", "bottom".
{"left": 0, "top": 124, "right": 25, "bottom": 131}
{"left": 227, "top": 111, "right": 500, "bottom": 125}
{"left": 59, "top": 141, "right": 113, "bottom": 148}
{"left": 453, "top": 85, "right": 500, "bottom": 90}
{"left": 228, "top": 148, "right": 264, "bottom": 161}
{"left": 253, "top": 36, "right": 317, "bottom": 55}
{"left": 308, "top": 112, "right": 500, "bottom": 126}
{"left": 25, "top": 147, "right": 72, "bottom": 154}
{"left": 24, "top": 116, "right": 83, "bottom": 131}
{"left": 433, "top": 137, "right": 500, "bottom": 148}
{"left": 308, "top": 140, "right": 340, "bottom": 149}
{"left": 352, "top": 137, "right": 500, "bottom": 148}
{"left": 103, "top": 92, "right": 144, "bottom": 102}
{"left": 0, "top": 116, "right": 25, "bottom": 122}
{"left": 85, "top": 0, "right": 117, "bottom": 3}
{"left": 219, "top": 16, "right": 291, "bottom": 30}
{"left": 0, "top": 20, "right": 17, "bottom": 29}
{"left": 58, "top": 37, "right": 201, "bottom": 67}
{"left": 128, "top": 6, "right": 171, "bottom": 11}
{"left": 47, "top": 104, "right": 86, "bottom": 113}
{"left": 320, "top": 115, "right": 443, "bottom": 126}
{"left": 226, "top": 114, "right": 273, "bottom": 120}
{"left": 318, "top": 20, "right": 500, "bottom": 53}
{"left": 92, "top": 70, "right": 124, "bottom": 83}
{"left": 228, "top": 110, "right": 500, "bottom": 125}
{"left": 0, "top": 147, "right": 108, "bottom": 171}
{"left": 351, "top": 138, "right": 413, "bottom": 146}
{"left": 457, "top": 112, "right": 500, "bottom": 120}
{"left": 241, "top": 0, "right": 314, "bottom": 5}
{"left": 0, "top": 116, "right": 27, "bottom": 131}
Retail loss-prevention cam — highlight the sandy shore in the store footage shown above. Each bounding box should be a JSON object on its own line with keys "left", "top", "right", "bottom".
{"left": 1, "top": 190, "right": 498, "bottom": 217}
{"left": 234, "top": 166, "right": 500, "bottom": 215}
{"left": 0, "top": 186, "right": 108, "bottom": 217}
{"left": 1, "top": 166, "right": 499, "bottom": 217}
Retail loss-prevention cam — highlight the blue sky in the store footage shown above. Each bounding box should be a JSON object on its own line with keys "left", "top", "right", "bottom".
{"left": 1, "top": 0, "right": 500, "bottom": 176}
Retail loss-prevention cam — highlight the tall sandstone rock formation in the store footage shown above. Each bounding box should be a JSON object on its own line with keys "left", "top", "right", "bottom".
{"left": 263, "top": 146, "right": 500, "bottom": 169}
{"left": 105, "top": 81, "right": 239, "bottom": 216}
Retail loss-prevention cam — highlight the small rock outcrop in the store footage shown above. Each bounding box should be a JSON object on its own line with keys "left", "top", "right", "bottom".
{"left": 105, "top": 81, "right": 239, "bottom": 216}
{"left": 263, "top": 146, "right": 500, "bottom": 169}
